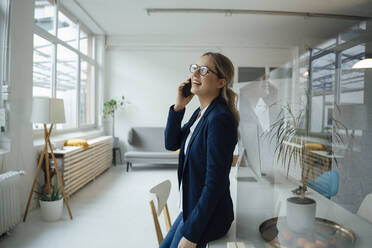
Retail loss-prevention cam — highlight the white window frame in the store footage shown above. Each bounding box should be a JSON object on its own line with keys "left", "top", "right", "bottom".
{"left": 33, "top": 0, "right": 96, "bottom": 137}
{"left": 1, "top": 0, "right": 11, "bottom": 95}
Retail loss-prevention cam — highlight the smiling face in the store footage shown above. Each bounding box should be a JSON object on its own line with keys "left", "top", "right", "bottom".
{"left": 190, "top": 55, "right": 226, "bottom": 98}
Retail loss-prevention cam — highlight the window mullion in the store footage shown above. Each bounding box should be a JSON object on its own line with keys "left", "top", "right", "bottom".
{"left": 52, "top": 43, "right": 57, "bottom": 98}
{"left": 77, "top": 22, "right": 80, "bottom": 51}
{"left": 77, "top": 56, "right": 81, "bottom": 128}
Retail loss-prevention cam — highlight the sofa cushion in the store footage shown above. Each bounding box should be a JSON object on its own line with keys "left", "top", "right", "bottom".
{"left": 124, "top": 151, "right": 178, "bottom": 159}
{"left": 127, "top": 128, "right": 134, "bottom": 145}
{"left": 127, "top": 127, "right": 168, "bottom": 152}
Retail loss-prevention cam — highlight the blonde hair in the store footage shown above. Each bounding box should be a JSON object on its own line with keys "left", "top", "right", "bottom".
{"left": 203, "top": 52, "right": 240, "bottom": 127}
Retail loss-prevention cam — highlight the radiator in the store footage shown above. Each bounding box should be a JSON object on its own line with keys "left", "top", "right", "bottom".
{"left": 0, "top": 171, "right": 25, "bottom": 235}
{"left": 52, "top": 136, "right": 113, "bottom": 196}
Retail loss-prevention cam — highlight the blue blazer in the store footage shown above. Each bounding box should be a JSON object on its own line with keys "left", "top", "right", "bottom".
{"left": 165, "top": 96, "right": 237, "bottom": 244}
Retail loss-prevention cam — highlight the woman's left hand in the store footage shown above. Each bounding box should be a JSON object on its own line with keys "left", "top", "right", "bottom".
{"left": 178, "top": 237, "right": 197, "bottom": 248}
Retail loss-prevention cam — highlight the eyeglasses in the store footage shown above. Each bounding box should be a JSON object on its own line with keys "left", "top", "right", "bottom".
{"left": 189, "top": 64, "right": 222, "bottom": 78}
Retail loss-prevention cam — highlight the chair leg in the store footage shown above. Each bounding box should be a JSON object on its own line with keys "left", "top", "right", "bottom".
{"left": 119, "top": 149, "right": 123, "bottom": 164}
{"left": 112, "top": 149, "right": 116, "bottom": 166}
{"left": 126, "top": 162, "right": 129, "bottom": 172}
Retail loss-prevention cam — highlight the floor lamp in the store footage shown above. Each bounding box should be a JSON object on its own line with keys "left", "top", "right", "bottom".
{"left": 23, "top": 97, "right": 73, "bottom": 221}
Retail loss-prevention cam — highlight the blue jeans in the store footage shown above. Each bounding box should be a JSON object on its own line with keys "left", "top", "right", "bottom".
{"left": 159, "top": 212, "right": 207, "bottom": 248}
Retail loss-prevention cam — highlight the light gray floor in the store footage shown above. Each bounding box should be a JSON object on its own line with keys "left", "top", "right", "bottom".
{"left": 0, "top": 164, "right": 181, "bottom": 248}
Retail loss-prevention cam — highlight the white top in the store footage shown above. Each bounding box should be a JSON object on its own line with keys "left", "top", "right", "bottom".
{"left": 179, "top": 105, "right": 209, "bottom": 211}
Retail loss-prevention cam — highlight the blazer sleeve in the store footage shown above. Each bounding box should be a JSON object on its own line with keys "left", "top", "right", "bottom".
{"left": 164, "top": 105, "right": 186, "bottom": 151}
{"left": 180, "top": 113, "right": 237, "bottom": 242}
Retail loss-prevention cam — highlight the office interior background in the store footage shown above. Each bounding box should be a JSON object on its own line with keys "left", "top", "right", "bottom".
{"left": 1, "top": 0, "right": 372, "bottom": 247}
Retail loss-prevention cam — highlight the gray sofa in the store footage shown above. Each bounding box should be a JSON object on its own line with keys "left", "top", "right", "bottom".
{"left": 124, "top": 127, "right": 178, "bottom": 171}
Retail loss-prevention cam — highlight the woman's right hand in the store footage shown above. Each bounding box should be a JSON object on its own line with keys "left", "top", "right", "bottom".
{"left": 174, "top": 79, "right": 194, "bottom": 112}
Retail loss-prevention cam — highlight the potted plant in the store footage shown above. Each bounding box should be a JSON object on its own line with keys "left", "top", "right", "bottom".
{"left": 103, "top": 96, "right": 126, "bottom": 146}
{"left": 266, "top": 100, "right": 346, "bottom": 232}
{"left": 34, "top": 182, "right": 63, "bottom": 222}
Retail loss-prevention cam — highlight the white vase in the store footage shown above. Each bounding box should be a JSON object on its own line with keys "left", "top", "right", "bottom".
{"left": 286, "top": 197, "right": 316, "bottom": 233}
{"left": 39, "top": 198, "right": 63, "bottom": 222}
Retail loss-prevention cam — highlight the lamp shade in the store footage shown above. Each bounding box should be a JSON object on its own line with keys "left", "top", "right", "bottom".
{"left": 31, "top": 97, "right": 66, "bottom": 124}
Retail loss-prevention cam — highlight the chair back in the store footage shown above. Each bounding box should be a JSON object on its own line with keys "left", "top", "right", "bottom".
{"left": 357, "top": 193, "right": 372, "bottom": 223}
{"left": 307, "top": 170, "right": 339, "bottom": 198}
{"left": 149, "top": 180, "right": 172, "bottom": 245}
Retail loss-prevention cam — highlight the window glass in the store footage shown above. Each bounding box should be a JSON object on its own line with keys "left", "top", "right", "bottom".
{"left": 310, "top": 52, "right": 336, "bottom": 134}
{"left": 57, "top": 10, "right": 77, "bottom": 48}
{"left": 33, "top": 34, "right": 53, "bottom": 98}
{"left": 340, "top": 44, "right": 365, "bottom": 104}
{"left": 34, "top": 0, "right": 55, "bottom": 35}
{"left": 79, "top": 28, "right": 93, "bottom": 57}
{"left": 56, "top": 44, "right": 77, "bottom": 129}
{"left": 80, "top": 60, "right": 95, "bottom": 125}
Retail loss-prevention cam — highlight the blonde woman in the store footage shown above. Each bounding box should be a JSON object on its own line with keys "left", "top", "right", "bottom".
{"left": 163, "top": 52, "right": 239, "bottom": 248}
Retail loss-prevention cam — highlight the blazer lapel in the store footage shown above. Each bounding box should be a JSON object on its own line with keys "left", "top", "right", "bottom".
{"left": 178, "top": 108, "right": 200, "bottom": 188}
{"left": 181, "top": 96, "right": 222, "bottom": 175}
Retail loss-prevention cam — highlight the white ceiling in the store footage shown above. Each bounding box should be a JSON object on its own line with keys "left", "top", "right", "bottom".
{"left": 62, "top": 0, "right": 372, "bottom": 46}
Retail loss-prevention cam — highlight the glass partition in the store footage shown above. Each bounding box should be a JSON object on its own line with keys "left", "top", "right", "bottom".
{"left": 235, "top": 18, "right": 372, "bottom": 248}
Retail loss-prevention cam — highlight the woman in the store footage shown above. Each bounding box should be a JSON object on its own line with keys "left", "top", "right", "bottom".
{"left": 162, "top": 52, "right": 239, "bottom": 248}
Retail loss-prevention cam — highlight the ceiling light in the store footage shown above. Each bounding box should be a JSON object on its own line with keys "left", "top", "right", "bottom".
{"left": 352, "top": 58, "right": 372, "bottom": 69}
{"left": 145, "top": 8, "right": 368, "bottom": 21}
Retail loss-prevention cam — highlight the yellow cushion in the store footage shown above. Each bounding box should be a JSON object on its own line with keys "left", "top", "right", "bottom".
{"left": 303, "top": 143, "right": 325, "bottom": 151}
{"left": 64, "top": 139, "right": 89, "bottom": 150}
{"left": 174, "top": 149, "right": 180, "bottom": 153}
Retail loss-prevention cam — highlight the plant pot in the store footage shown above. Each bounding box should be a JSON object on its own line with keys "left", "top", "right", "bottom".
{"left": 286, "top": 196, "right": 316, "bottom": 233}
{"left": 39, "top": 198, "right": 63, "bottom": 222}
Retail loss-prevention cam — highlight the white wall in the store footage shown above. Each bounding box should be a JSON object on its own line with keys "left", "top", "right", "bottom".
{"left": 3, "top": 0, "right": 36, "bottom": 211}
{"left": 105, "top": 37, "right": 292, "bottom": 153}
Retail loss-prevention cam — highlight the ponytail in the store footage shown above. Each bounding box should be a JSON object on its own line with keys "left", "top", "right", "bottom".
{"left": 203, "top": 52, "right": 240, "bottom": 127}
{"left": 221, "top": 87, "right": 240, "bottom": 127}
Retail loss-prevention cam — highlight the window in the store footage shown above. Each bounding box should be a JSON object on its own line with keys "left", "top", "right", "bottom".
{"left": 33, "top": 1, "right": 96, "bottom": 131}
{"left": 34, "top": 0, "right": 55, "bottom": 35}
{"left": 339, "top": 45, "right": 365, "bottom": 104}
{"left": 33, "top": 34, "right": 53, "bottom": 97}
{"left": 57, "top": 10, "right": 77, "bottom": 48}
{"left": 1, "top": 0, "right": 10, "bottom": 87}
{"left": 309, "top": 51, "right": 336, "bottom": 134}
{"left": 80, "top": 26, "right": 93, "bottom": 57}
{"left": 56, "top": 44, "right": 77, "bottom": 129}
{"left": 305, "top": 26, "right": 367, "bottom": 135}
{"left": 80, "top": 60, "right": 94, "bottom": 125}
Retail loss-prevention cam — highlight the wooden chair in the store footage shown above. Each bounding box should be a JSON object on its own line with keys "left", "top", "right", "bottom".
{"left": 357, "top": 193, "right": 372, "bottom": 223}
{"left": 149, "top": 180, "right": 172, "bottom": 245}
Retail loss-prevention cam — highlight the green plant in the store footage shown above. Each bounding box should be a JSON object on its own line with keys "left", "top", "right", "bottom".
{"left": 103, "top": 96, "right": 127, "bottom": 137}
{"left": 34, "top": 183, "right": 62, "bottom": 202}
{"left": 265, "top": 101, "right": 347, "bottom": 199}
{"left": 103, "top": 96, "right": 126, "bottom": 119}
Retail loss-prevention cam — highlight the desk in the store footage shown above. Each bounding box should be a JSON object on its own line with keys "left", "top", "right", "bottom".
{"left": 209, "top": 168, "right": 372, "bottom": 248}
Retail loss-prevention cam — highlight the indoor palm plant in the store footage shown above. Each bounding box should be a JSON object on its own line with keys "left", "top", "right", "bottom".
{"left": 266, "top": 98, "right": 346, "bottom": 232}
{"left": 267, "top": 103, "right": 346, "bottom": 198}
{"left": 34, "top": 182, "right": 63, "bottom": 222}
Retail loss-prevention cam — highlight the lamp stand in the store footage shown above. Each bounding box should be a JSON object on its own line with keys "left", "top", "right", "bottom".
{"left": 23, "top": 124, "right": 73, "bottom": 221}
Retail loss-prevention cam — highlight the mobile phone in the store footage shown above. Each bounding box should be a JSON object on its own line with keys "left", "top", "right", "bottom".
{"left": 182, "top": 79, "right": 192, "bottom": 98}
